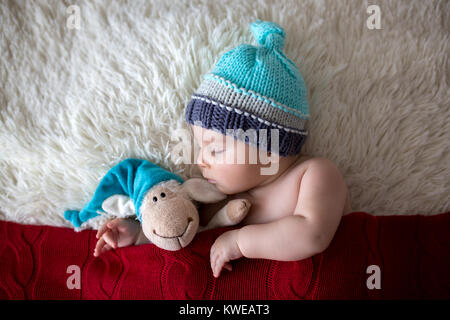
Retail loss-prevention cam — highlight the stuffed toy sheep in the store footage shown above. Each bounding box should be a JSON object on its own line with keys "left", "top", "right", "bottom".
{"left": 64, "top": 158, "right": 250, "bottom": 251}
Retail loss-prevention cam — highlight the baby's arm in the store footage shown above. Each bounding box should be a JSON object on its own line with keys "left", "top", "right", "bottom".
{"left": 238, "top": 158, "right": 347, "bottom": 260}
{"left": 211, "top": 158, "right": 348, "bottom": 276}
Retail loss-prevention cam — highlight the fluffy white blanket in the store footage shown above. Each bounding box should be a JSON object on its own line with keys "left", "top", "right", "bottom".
{"left": 0, "top": 0, "right": 448, "bottom": 227}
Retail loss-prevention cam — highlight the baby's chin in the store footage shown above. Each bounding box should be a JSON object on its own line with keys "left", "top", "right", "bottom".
{"left": 213, "top": 180, "right": 251, "bottom": 195}
{"left": 211, "top": 182, "right": 228, "bottom": 194}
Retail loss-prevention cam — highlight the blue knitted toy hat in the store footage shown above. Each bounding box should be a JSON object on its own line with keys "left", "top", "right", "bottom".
{"left": 185, "top": 20, "right": 309, "bottom": 156}
{"left": 64, "top": 159, "right": 184, "bottom": 228}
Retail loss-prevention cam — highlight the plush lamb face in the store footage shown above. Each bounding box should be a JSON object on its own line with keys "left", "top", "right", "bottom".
{"left": 139, "top": 178, "right": 227, "bottom": 251}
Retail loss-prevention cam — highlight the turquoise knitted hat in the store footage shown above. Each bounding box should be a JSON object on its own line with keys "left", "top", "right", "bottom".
{"left": 185, "top": 20, "right": 309, "bottom": 156}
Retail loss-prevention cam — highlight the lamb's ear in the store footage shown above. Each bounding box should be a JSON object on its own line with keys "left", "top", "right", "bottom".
{"left": 182, "top": 178, "right": 227, "bottom": 203}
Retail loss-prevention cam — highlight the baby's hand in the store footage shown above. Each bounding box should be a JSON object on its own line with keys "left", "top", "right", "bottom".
{"left": 210, "top": 229, "right": 243, "bottom": 278}
{"left": 93, "top": 218, "right": 141, "bottom": 257}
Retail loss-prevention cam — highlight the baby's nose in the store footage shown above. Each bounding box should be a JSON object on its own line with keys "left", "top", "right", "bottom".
{"left": 197, "top": 150, "right": 210, "bottom": 168}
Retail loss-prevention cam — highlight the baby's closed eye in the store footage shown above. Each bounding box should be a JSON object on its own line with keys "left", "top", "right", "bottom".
{"left": 205, "top": 144, "right": 225, "bottom": 155}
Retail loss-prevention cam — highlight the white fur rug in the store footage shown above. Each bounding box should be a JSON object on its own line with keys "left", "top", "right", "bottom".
{"left": 0, "top": 0, "right": 449, "bottom": 227}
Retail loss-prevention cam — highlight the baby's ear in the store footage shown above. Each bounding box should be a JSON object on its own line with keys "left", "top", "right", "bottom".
{"left": 182, "top": 178, "right": 227, "bottom": 203}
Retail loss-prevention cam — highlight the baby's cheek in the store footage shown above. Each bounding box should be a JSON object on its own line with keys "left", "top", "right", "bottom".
{"left": 217, "top": 165, "right": 257, "bottom": 193}
{"left": 209, "top": 170, "right": 236, "bottom": 193}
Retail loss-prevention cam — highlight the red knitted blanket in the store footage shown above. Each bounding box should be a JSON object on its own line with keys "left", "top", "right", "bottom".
{"left": 1, "top": 211, "right": 449, "bottom": 299}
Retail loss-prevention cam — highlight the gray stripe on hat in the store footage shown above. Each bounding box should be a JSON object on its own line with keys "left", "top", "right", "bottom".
{"left": 190, "top": 94, "right": 307, "bottom": 135}
{"left": 195, "top": 78, "right": 307, "bottom": 131}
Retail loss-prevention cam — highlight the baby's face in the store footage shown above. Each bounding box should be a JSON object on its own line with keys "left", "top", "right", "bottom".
{"left": 191, "top": 125, "right": 275, "bottom": 194}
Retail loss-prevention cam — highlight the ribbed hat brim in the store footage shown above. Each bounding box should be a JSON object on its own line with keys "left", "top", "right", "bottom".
{"left": 185, "top": 95, "right": 307, "bottom": 157}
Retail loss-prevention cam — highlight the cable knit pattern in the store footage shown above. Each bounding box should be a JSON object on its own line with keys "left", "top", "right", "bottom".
{"left": 1, "top": 212, "right": 449, "bottom": 300}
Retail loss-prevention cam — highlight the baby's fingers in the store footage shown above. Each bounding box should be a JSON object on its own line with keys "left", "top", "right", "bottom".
{"left": 103, "top": 230, "right": 118, "bottom": 249}
{"left": 106, "top": 218, "right": 122, "bottom": 229}
{"left": 224, "top": 262, "right": 232, "bottom": 272}
{"left": 96, "top": 222, "right": 110, "bottom": 239}
{"left": 94, "top": 237, "right": 113, "bottom": 257}
{"left": 100, "top": 243, "right": 113, "bottom": 255}
{"left": 212, "top": 255, "right": 226, "bottom": 278}
{"left": 94, "top": 237, "right": 106, "bottom": 257}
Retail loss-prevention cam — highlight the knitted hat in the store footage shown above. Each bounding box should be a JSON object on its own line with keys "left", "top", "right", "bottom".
{"left": 185, "top": 20, "right": 309, "bottom": 157}
{"left": 64, "top": 158, "right": 184, "bottom": 227}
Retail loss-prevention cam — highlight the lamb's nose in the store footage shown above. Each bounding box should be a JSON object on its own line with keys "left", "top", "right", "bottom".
{"left": 153, "top": 216, "right": 191, "bottom": 238}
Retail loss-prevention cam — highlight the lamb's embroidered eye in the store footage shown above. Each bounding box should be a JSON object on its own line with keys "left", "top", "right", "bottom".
{"left": 160, "top": 192, "right": 166, "bottom": 198}
{"left": 152, "top": 196, "right": 158, "bottom": 202}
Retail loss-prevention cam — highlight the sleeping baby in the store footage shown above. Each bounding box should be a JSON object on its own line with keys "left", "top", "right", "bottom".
{"left": 94, "top": 20, "right": 352, "bottom": 278}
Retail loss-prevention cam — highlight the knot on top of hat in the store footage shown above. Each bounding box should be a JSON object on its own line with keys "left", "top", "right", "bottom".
{"left": 250, "top": 20, "right": 285, "bottom": 51}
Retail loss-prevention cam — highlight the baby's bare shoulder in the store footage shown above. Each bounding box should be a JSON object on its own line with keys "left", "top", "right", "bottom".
{"left": 291, "top": 156, "right": 346, "bottom": 189}
{"left": 292, "top": 156, "right": 350, "bottom": 217}
{"left": 287, "top": 155, "right": 335, "bottom": 177}
{"left": 293, "top": 155, "right": 341, "bottom": 170}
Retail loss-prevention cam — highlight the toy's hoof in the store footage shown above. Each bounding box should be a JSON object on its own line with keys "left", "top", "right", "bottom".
{"left": 226, "top": 199, "right": 251, "bottom": 224}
